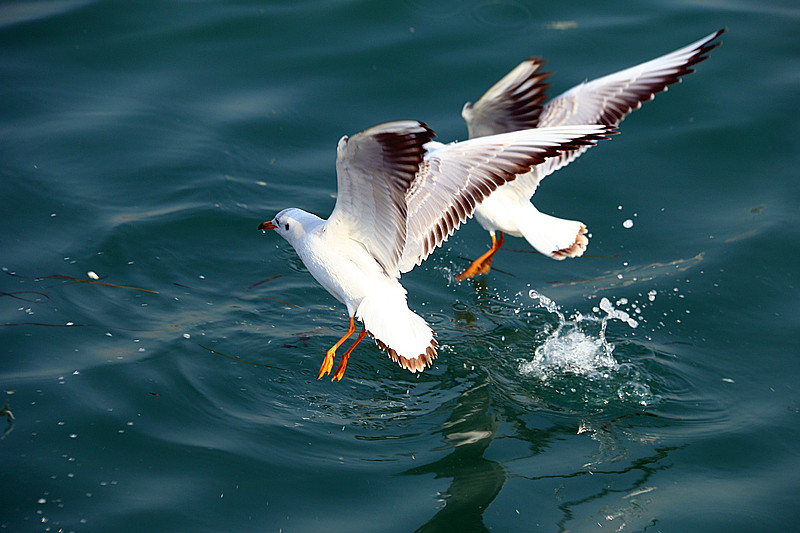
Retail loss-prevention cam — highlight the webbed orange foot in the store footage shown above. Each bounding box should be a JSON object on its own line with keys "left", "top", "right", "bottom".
{"left": 317, "top": 316, "right": 356, "bottom": 380}
{"left": 317, "top": 349, "right": 336, "bottom": 379}
{"left": 456, "top": 232, "right": 504, "bottom": 281}
{"left": 331, "top": 325, "right": 367, "bottom": 381}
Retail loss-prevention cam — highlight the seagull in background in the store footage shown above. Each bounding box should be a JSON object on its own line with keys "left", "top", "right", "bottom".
{"left": 260, "top": 121, "right": 613, "bottom": 380}
{"left": 456, "top": 28, "right": 725, "bottom": 281}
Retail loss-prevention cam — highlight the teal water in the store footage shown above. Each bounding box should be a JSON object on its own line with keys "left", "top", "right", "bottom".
{"left": 2, "top": 1, "right": 799, "bottom": 531}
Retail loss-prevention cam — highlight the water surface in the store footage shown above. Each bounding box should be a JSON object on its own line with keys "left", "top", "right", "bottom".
{"left": 2, "top": 1, "right": 800, "bottom": 531}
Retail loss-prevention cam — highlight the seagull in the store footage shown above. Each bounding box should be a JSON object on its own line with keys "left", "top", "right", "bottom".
{"left": 455, "top": 28, "right": 725, "bottom": 281}
{"left": 259, "top": 121, "right": 613, "bottom": 380}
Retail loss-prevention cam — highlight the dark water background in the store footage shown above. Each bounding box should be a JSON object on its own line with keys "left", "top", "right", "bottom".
{"left": 2, "top": 1, "right": 800, "bottom": 531}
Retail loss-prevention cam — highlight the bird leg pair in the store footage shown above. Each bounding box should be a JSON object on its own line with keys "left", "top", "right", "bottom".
{"left": 317, "top": 316, "right": 367, "bottom": 381}
{"left": 456, "top": 231, "right": 505, "bottom": 281}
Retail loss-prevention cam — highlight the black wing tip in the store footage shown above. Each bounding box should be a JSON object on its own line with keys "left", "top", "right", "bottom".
{"left": 409, "top": 120, "right": 436, "bottom": 142}
{"left": 523, "top": 56, "right": 547, "bottom": 66}
{"left": 373, "top": 120, "right": 436, "bottom": 165}
{"left": 558, "top": 130, "right": 617, "bottom": 151}
{"left": 576, "top": 125, "right": 619, "bottom": 143}
{"left": 595, "top": 28, "right": 725, "bottom": 126}
{"left": 685, "top": 27, "right": 727, "bottom": 67}
{"left": 701, "top": 27, "right": 726, "bottom": 52}
{"left": 406, "top": 120, "right": 436, "bottom": 143}
{"left": 368, "top": 120, "right": 436, "bottom": 143}
{"left": 526, "top": 126, "right": 619, "bottom": 163}
{"left": 520, "top": 57, "right": 552, "bottom": 77}
{"left": 403, "top": 121, "right": 436, "bottom": 151}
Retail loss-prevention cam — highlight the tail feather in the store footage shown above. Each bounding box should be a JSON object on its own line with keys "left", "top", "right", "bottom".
{"left": 374, "top": 336, "right": 438, "bottom": 373}
{"left": 520, "top": 205, "right": 588, "bottom": 260}
{"left": 356, "top": 293, "right": 438, "bottom": 373}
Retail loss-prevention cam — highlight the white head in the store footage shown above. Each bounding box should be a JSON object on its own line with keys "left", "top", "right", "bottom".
{"left": 258, "top": 207, "right": 322, "bottom": 245}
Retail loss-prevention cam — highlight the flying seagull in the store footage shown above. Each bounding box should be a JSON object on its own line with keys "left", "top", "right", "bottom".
{"left": 456, "top": 28, "right": 725, "bottom": 281}
{"left": 259, "top": 120, "right": 613, "bottom": 380}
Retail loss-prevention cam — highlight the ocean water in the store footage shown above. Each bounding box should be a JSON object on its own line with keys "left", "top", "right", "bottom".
{"left": 2, "top": 1, "right": 799, "bottom": 531}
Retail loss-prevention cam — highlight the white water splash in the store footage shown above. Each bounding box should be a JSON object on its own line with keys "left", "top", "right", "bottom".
{"left": 519, "top": 291, "right": 640, "bottom": 380}
{"left": 521, "top": 327, "right": 615, "bottom": 377}
{"left": 598, "top": 297, "right": 639, "bottom": 328}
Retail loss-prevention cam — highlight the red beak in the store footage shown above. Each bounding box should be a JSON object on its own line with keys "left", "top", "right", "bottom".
{"left": 259, "top": 221, "right": 277, "bottom": 231}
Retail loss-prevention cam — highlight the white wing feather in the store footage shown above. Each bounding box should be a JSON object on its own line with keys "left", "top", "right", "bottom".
{"left": 398, "top": 125, "right": 613, "bottom": 273}
{"left": 327, "top": 121, "right": 434, "bottom": 275}
{"left": 467, "top": 29, "right": 725, "bottom": 201}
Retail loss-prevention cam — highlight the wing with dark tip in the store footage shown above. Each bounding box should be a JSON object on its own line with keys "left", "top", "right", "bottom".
{"left": 398, "top": 125, "right": 615, "bottom": 273}
{"left": 473, "top": 29, "right": 725, "bottom": 201}
{"left": 462, "top": 58, "right": 551, "bottom": 138}
{"left": 328, "top": 120, "right": 435, "bottom": 275}
{"left": 538, "top": 28, "right": 725, "bottom": 128}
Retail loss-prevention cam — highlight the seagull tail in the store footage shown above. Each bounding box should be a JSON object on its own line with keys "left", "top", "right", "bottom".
{"left": 356, "top": 293, "right": 438, "bottom": 373}
{"left": 519, "top": 204, "right": 589, "bottom": 260}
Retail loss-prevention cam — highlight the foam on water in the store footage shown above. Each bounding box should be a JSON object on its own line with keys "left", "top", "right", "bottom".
{"left": 522, "top": 326, "right": 614, "bottom": 377}
{"left": 519, "top": 292, "right": 632, "bottom": 378}
{"left": 518, "top": 290, "right": 657, "bottom": 407}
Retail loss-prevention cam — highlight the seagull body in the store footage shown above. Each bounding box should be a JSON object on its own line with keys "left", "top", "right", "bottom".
{"left": 260, "top": 121, "right": 612, "bottom": 379}
{"left": 456, "top": 29, "right": 725, "bottom": 281}
{"left": 270, "top": 207, "right": 435, "bottom": 372}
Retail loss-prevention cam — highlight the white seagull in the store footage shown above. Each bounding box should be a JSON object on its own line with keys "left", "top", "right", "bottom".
{"left": 259, "top": 121, "right": 613, "bottom": 380}
{"left": 455, "top": 28, "right": 725, "bottom": 281}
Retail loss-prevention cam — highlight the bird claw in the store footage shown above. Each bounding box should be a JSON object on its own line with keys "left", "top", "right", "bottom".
{"left": 456, "top": 232, "right": 504, "bottom": 281}
{"left": 331, "top": 358, "right": 348, "bottom": 381}
{"left": 317, "top": 350, "right": 336, "bottom": 379}
{"left": 456, "top": 257, "right": 494, "bottom": 281}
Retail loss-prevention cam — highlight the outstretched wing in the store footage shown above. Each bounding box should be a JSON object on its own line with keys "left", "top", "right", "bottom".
{"left": 466, "top": 29, "right": 725, "bottom": 201}
{"left": 462, "top": 57, "right": 551, "bottom": 138}
{"left": 327, "top": 121, "right": 435, "bottom": 275}
{"left": 398, "top": 125, "right": 614, "bottom": 273}
{"left": 539, "top": 28, "right": 725, "bottom": 128}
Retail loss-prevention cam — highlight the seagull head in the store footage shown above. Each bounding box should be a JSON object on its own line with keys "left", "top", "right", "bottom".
{"left": 258, "top": 208, "right": 322, "bottom": 245}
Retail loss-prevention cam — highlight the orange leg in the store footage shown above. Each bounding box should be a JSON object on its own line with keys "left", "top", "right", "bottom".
{"left": 456, "top": 231, "right": 505, "bottom": 281}
{"left": 318, "top": 316, "right": 355, "bottom": 379}
{"left": 331, "top": 324, "right": 367, "bottom": 382}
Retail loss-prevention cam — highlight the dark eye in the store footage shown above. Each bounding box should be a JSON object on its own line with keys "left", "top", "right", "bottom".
{"left": 284, "top": 223, "right": 289, "bottom": 231}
